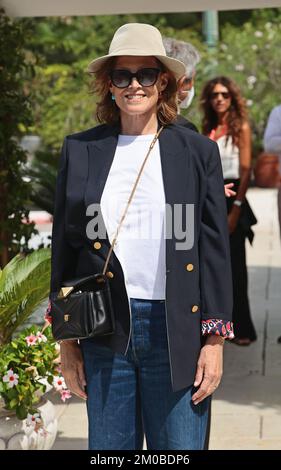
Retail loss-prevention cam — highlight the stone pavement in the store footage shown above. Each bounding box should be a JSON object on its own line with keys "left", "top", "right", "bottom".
{"left": 49, "top": 188, "right": 281, "bottom": 450}
{"left": 210, "top": 188, "right": 281, "bottom": 450}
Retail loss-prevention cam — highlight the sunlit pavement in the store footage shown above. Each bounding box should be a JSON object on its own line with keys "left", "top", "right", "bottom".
{"left": 210, "top": 188, "right": 281, "bottom": 450}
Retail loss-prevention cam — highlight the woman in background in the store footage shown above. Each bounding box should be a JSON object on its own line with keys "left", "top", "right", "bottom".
{"left": 201, "top": 76, "right": 257, "bottom": 346}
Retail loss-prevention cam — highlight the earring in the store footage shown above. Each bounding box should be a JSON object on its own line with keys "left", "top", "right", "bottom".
{"left": 111, "top": 95, "right": 115, "bottom": 101}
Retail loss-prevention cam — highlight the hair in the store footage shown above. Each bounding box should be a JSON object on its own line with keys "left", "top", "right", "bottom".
{"left": 89, "top": 57, "right": 178, "bottom": 127}
{"left": 163, "top": 38, "right": 200, "bottom": 79}
{"left": 200, "top": 76, "right": 248, "bottom": 145}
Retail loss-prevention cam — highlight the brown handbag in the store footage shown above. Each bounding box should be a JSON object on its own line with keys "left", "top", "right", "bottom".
{"left": 254, "top": 152, "right": 281, "bottom": 188}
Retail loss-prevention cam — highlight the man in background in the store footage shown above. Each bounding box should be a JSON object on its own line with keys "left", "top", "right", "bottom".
{"left": 163, "top": 37, "right": 200, "bottom": 131}
{"left": 164, "top": 39, "right": 235, "bottom": 197}
{"left": 264, "top": 105, "right": 281, "bottom": 344}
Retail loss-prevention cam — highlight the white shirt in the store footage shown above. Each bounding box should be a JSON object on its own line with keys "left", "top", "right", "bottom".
{"left": 216, "top": 135, "right": 240, "bottom": 179}
{"left": 100, "top": 134, "right": 166, "bottom": 299}
{"left": 264, "top": 105, "right": 281, "bottom": 172}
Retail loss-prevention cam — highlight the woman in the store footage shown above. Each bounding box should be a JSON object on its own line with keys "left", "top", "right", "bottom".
{"left": 201, "top": 76, "right": 257, "bottom": 346}
{"left": 48, "top": 24, "right": 234, "bottom": 450}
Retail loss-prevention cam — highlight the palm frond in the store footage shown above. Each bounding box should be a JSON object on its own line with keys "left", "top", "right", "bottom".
{"left": 0, "top": 248, "right": 51, "bottom": 344}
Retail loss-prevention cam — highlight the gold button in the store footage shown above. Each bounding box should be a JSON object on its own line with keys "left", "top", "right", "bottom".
{"left": 106, "top": 271, "right": 114, "bottom": 279}
{"left": 93, "top": 242, "right": 101, "bottom": 250}
{"left": 191, "top": 305, "right": 199, "bottom": 313}
{"left": 186, "top": 263, "right": 194, "bottom": 272}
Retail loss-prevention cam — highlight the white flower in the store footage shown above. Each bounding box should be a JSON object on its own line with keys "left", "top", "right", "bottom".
{"left": 247, "top": 75, "right": 257, "bottom": 84}
{"left": 246, "top": 99, "right": 253, "bottom": 107}
{"left": 26, "top": 413, "right": 42, "bottom": 426}
{"left": 60, "top": 389, "right": 72, "bottom": 402}
{"left": 235, "top": 64, "right": 245, "bottom": 72}
{"left": 25, "top": 334, "right": 37, "bottom": 346}
{"left": 53, "top": 376, "right": 66, "bottom": 391}
{"left": 220, "top": 43, "right": 228, "bottom": 51}
{"left": 247, "top": 76, "right": 257, "bottom": 89}
{"left": 254, "top": 31, "right": 263, "bottom": 38}
{"left": 265, "top": 22, "right": 272, "bottom": 30}
{"left": 2, "top": 369, "right": 19, "bottom": 388}
{"left": 36, "top": 331, "right": 47, "bottom": 343}
{"left": 251, "top": 44, "right": 258, "bottom": 51}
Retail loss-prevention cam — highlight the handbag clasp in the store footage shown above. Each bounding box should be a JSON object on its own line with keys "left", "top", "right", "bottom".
{"left": 64, "top": 314, "right": 70, "bottom": 322}
{"left": 58, "top": 287, "right": 74, "bottom": 299}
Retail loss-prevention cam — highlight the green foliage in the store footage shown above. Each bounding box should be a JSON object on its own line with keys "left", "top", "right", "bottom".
{"left": 0, "top": 9, "right": 38, "bottom": 264}
{"left": 0, "top": 248, "right": 51, "bottom": 345}
{"left": 0, "top": 325, "right": 59, "bottom": 420}
{"left": 27, "top": 16, "right": 125, "bottom": 149}
{"left": 180, "top": 9, "right": 281, "bottom": 154}
{"left": 16, "top": 8, "right": 281, "bottom": 173}
{"left": 25, "top": 148, "right": 58, "bottom": 215}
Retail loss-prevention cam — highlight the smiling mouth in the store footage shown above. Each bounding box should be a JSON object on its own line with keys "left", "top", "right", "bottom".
{"left": 125, "top": 94, "right": 146, "bottom": 100}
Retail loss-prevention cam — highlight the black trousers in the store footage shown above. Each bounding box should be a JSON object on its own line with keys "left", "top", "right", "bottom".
{"left": 224, "top": 179, "right": 257, "bottom": 341}
{"left": 229, "top": 217, "right": 257, "bottom": 341}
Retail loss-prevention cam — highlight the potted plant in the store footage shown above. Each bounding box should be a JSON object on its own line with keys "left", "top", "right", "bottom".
{"left": 0, "top": 324, "right": 71, "bottom": 450}
{"left": 0, "top": 248, "right": 72, "bottom": 450}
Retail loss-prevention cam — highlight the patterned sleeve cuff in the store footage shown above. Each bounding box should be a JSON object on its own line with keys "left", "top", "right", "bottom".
{"left": 45, "top": 299, "right": 52, "bottom": 324}
{"left": 201, "top": 319, "right": 234, "bottom": 339}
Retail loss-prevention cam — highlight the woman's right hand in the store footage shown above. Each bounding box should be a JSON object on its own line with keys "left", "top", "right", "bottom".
{"left": 224, "top": 182, "right": 236, "bottom": 198}
{"left": 60, "top": 341, "right": 87, "bottom": 400}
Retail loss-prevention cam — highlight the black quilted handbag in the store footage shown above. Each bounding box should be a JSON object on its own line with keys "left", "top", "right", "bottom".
{"left": 51, "top": 274, "right": 115, "bottom": 341}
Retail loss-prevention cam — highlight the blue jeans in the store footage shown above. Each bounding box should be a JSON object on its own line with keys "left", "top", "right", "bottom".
{"left": 81, "top": 298, "right": 210, "bottom": 450}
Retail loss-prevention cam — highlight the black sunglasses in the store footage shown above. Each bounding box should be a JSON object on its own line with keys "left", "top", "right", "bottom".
{"left": 109, "top": 68, "right": 161, "bottom": 88}
{"left": 210, "top": 91, "right": 231, "bottom": 100}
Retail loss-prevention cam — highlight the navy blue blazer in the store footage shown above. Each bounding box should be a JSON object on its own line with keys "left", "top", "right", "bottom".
{"left": 50, "top": 123, "right": 233, "bottom": 392}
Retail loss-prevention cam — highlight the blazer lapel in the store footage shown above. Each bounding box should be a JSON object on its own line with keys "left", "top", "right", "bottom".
{"left": 84, "top": 128, "right": 119, "bottom": 208}
{"left": 84, "top": 125, "right": 127, "bottom": 275}
{"left": 159, "top": 125, "right": 195, "bottom": 261}
{"left": 159, "top": 125, "right": 193, "bottom": 205}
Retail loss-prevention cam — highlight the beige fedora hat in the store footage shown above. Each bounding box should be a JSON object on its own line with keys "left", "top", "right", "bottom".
{"left": 88, "top": 23, "right": 186, "bottom": 80}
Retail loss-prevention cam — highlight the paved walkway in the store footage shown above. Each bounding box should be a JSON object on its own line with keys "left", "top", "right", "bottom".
{"left": 210, "top": 188, "right": 281, "bottom": 450}
{"left": 49, "top": 188, "right": 281, "bottom": 450}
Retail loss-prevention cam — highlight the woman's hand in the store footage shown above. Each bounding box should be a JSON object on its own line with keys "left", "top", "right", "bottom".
{"left": 224, "top": 182, "right": 236, "bottom": 198}
{"left": 192, "top": 335, "right": 224, "bottom": 405}
{"left": 60, "top": 340, "right": 87, "bottom": 400}
{"left": 228, "top": 205, "right": 241, "bottom": 234}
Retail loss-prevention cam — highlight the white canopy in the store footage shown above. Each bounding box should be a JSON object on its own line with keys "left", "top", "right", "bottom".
{"left": 2, "top": 0, "right": 281, "bottom": 17}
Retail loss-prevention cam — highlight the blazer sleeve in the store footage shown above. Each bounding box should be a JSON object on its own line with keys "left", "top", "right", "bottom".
{"left": 49, "top": 138, "right": 78, "bottom": 303}
{"left": 199, "top": 142, "right": 233, "bottom": 325}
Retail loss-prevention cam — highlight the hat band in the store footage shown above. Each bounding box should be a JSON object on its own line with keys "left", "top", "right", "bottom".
{"left": 109, "top": 47, "right": 166, "bottom": 56}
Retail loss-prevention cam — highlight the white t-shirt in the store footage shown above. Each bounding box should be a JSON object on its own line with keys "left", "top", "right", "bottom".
{"left": 100, "top": 134, "right": 166, "bottom": 299}
{"left": 216, "top": 135, "right": 240, "bottom": 179}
